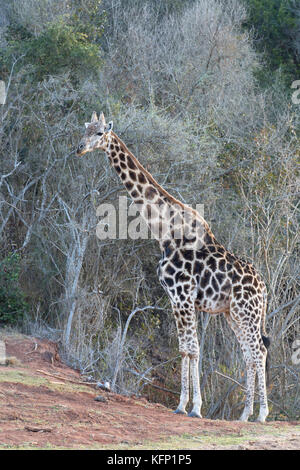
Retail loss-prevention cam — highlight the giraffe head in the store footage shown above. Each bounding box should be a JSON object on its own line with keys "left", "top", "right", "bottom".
{"left": 76, "top": 112, "right": 113, "bottom": 156}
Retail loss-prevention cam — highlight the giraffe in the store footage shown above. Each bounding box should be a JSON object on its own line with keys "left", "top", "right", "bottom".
{"left": 76, "top": 112, "right": 270, "bottom": 422}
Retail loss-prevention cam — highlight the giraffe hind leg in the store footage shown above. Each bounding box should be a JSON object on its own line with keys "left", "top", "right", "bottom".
{"left": 255, "top": 337, "right": 269, "bottom": 423}
{"left": 226, "top": 313, "right": 256, "bottom": 422}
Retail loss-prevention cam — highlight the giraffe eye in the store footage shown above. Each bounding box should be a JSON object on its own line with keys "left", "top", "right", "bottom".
{"left": 97, "top": 132, "right": 103, "bottom": 136}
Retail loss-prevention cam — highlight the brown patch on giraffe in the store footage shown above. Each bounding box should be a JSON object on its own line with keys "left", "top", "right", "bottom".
{"left": 145, "top": 186, "right": 158, "bottom": 200}
{"left": 127, "top": 156, "right": 137, "bottom": 170}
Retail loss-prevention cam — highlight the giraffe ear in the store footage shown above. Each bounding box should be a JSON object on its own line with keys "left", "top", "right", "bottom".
{"left": 91, "top": 111, "right": 98, "bottom": 123}
{"left": 85, "top": 122, "right": 90, "bottom": 129}
{"left": 99, "top": 112, "right": 106, "bottom": 125}
{"left": 106, "top": 121, "right": 113, "bottom": 132}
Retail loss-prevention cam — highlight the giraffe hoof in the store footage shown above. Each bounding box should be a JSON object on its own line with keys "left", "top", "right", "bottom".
{"left": 174, "top": 408, "right": 187, "bottom": 415}
{"left": 188, "top": 411, "right": 202, "bottom": 418}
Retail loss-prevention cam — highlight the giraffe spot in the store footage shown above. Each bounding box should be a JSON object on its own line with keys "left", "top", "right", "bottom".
{"left": 121, "top": 173, "right": 127, "bottom": 180}
{"left": 110, "top": 143, "right": 114, "bottom": 150}
{"left": 216, "top": 272, "right": 225, "bottom": 284}
{"left": 177, "top": 285, "right": 182, "bottom": 295}
{"left": 172, "top": 251, "right": 183, "bottom": 269}
{"left": 185, "top": 261, "right": 192, "bottom": 273}
{"left": 127, "top": 156, "right": 137, "bottom": 170}
{"left": 200, "top": 270, "right": 210, "bottom": 288}
{"left": 111, "top": 151, "right": 116, "bottom": 158}
{"left": 138, "top": 172, "right": 147, "bottom": 183}
{"left": 119, "top": 153, "right": 126, "bottom": 161}
{"left": 164, "top": 277, "right": 174, "bottom": 287}
{"left": 193, "top": 261, "right": 204, "bottom": 275}
{"left": 129, "top": 171, "right": 137, "bottom": 181}
{"left": 219, "top": 259, "right": 226, "bottom": 272}
{"left": 206, "top": 287, "right": 213, "bottom": 297}
{"left": 120, "top": 162, "right": 127, "bottom": 169}
{"left": 115, "top": 145, "right": 120, "bottom": 152}
{"left": 182, "top": 250, "right": 194, "bottom": 261}
{"left": 166, "top": 264, "right": 175, "bottom": 276}
{"left": 207, "top": 256, "right": 217, "bottom": 272}
{"left": 131, "top": 190, "right": 139, "bottom": 198}
{"left": 115, "top": 165, "right": 121, "bottom": 174}
{"left": 125, "top": 181, "right": 134, "bottom": 191}
{"left": 226, "top": 261, "right": 233, "bottom": 271}
{"left": 242, "top": 275, "right": 253, "bottom": 285}
{"left": 145, "top": 186, "right": 157, "bottom": 200}
{"left": 196, "top": 289, "right": 204, "bottom": 301}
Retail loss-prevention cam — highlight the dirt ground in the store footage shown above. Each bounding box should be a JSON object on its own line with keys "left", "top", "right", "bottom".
{"left": 0, "top": 332, "right": 299, "bottom": 450}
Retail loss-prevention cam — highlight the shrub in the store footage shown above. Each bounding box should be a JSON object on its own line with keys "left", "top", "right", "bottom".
{"left": 0, "top": 253, "right": 29, "bottom": 326}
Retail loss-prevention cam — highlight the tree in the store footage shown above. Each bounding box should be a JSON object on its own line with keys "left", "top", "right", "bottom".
{"left": 242, "top": 0, "right": 300, "bottom": 84}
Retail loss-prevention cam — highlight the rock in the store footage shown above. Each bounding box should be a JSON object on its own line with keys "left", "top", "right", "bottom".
{"left": 94, "top": 395, "right": 108, "bottom": 403}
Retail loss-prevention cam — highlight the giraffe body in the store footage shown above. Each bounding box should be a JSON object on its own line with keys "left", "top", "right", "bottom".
{"left": 76, "top": 112, "right": 270, "bottom": 422}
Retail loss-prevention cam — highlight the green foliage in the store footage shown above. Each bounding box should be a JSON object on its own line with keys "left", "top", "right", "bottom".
{"left": 3, "top": 21, "right": 101, "bottom": 83}
{"left": 0, "top": 253, "right": 29, "bottom": 326}
{"left": 0, "top": 1, "right": 105, "bottom": 83}
{"left": 70, "top": 0, "right": 105, "bottom": 44}
{"left": 243, "top": 0, "right": 299, "bottom": 84}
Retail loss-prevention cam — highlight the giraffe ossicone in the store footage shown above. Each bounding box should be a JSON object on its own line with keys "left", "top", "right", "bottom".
{"left": 76, "top": 112, "right": 270, "bottom": 422}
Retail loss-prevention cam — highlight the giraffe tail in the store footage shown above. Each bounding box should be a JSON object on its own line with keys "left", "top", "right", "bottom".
{"left": 261, "top": 289, "right": 271, "bottom": 386}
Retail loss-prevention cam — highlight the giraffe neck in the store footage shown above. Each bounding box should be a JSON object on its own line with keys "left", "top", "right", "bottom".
{"left": 106, "top": 132, "right": 212, "bottom": 250}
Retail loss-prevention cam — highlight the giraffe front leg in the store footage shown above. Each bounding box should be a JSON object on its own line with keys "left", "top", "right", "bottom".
{"left": 173, "top": 304, "right": 201, "bottom": 417}
{"left": 174, "top": 353, "right": 189, "bottom": 415}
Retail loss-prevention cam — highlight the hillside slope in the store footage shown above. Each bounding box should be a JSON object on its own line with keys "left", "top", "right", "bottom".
{"left": 0, "top": 332, "right": 299, "bottom": 450}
